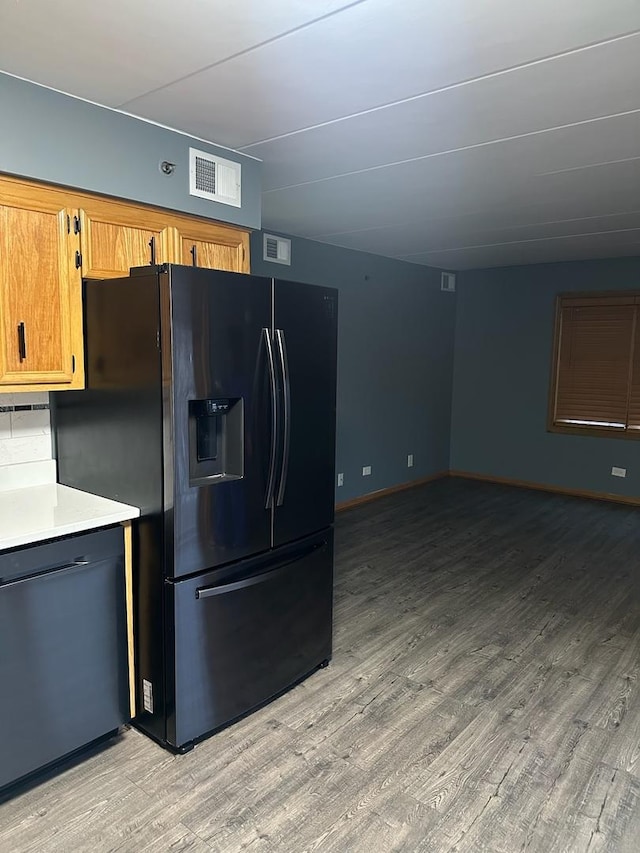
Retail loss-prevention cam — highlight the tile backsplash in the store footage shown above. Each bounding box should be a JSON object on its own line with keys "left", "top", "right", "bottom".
{"left": 0, "top": 392, "right": 53, "bottom": 468}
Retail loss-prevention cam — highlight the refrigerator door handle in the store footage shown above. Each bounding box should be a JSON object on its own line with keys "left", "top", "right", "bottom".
{"left": 263, "top": 327, "right": 278, "bottom": 509}
{"left": 275, "top": 328, "right": 291, "bottom": 507}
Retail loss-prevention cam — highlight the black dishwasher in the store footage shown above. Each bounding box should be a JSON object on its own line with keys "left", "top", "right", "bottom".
{"left": 0, "top": 527, "right": 128, "bottom": 792}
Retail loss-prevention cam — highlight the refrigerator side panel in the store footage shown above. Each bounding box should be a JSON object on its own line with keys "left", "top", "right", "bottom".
{"left": 273, "top": 280, "right": 338, "bottom": 547}
{"left": 54, "top": 273, "right": 168, "bottom": 743}
{"left": 55, "top": 275, "right": 163, "bottom": 515}
{"left": 168, "top": 266, "right": 273, "bottom": 578}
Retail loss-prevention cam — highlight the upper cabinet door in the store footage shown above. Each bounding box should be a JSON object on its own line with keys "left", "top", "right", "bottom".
{"left": 176, "top": 219, "right": 250, "bottom": 273}
{"left": 0, "top": 199, "right": 78, "bottom": 387}
{"left": 79, "top": 202, "right": 173, "bottom": 279}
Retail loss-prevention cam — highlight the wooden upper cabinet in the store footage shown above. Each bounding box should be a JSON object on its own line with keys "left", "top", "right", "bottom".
{"left": 78, "top": 201, "right": 173, "bottom": 279}
{"left": 77, "top": 201, "right": 250, "bottom": 279}
{"left": 174, "top": 218, "right": 250, "bottom": 273}
{"left": 0, "top": 173, "right": 252, "bottom": 391}
{"left": 0, "top": 184, "right": 82, "bottom": 389}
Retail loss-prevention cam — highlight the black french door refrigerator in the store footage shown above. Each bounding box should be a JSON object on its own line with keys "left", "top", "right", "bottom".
{"left": 55, "top": 264, "right": 338, "bottom": 751}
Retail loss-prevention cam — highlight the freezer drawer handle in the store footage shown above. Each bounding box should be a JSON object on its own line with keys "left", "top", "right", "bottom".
{"left": 263, "top": 327, "right": 278, "bottom": 509}
{"left": 196, "top": 561, "right": 294, "bottom": 599}
{"left": 195, "top": 542, "right": 324, "bottom": 599}
{"left": 275, "top": 328, "right": 291, "bottom": 507}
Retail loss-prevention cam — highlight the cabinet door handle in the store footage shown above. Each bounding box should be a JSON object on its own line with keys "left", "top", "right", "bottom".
{"left": 149, "top": 236, "right": 156, "bottom": 265}
{"left": 17, "top": 322, "right": 26, "bottom": 361}
{"left": 190, "top": 244, "right": 198, "bottom": 267}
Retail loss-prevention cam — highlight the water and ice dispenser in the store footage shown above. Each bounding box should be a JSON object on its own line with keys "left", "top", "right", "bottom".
{"left": 188, "top": 398, "right": 243, "bottom": 486}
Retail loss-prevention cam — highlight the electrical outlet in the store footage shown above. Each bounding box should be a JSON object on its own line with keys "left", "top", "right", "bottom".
{"left": 362, "top": 465, "right": 371, "bottom": 476}
{"left": 337, "top": 472, "right": 344, "bottom": 487}
{"left": 407, "top": 454, "right": 414, "bottom": 468}
{"left": 611, "top": 466, "right": 627, "bottom": 478}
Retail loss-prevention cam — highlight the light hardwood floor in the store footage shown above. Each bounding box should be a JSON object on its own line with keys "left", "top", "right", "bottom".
{"left": 2, "top": 478, "right": 640, "bottom": 852}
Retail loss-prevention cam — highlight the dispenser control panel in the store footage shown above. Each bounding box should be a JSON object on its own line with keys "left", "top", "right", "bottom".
{"left": 193, "top": 399, "right": 230, "bottom": 416}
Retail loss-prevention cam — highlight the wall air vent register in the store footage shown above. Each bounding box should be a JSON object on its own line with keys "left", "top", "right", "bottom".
{"left": 441, "top": 271, "right": 456, "bottom": 292}
{"left": 263, "top": 234, "right": 292, "bottom": 266}
{"left": 189, "top": 148, "right": 241, "bottom": 208}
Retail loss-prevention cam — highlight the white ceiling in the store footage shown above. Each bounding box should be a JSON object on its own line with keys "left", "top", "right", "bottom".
{"left": 2, "top": 0, "right": 640, "bottom": 269}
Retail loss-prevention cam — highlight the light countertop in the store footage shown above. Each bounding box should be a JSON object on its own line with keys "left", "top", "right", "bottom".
{"left": 0, "top": 483, "right": 139, "bottom": 552}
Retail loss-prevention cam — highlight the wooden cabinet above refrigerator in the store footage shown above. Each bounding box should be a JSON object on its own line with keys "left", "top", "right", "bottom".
{"left": 0, "top": 173, "right": 252, "bottom": 393}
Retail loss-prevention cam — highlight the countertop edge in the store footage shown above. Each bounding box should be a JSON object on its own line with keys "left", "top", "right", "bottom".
{"left": 0, "top": 484, "right": 140, "bottom": 553}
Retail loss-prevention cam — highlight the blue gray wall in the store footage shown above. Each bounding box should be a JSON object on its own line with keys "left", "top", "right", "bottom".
{"left": 0, "top": 72, "right": 261, "bottom": 229}
{"left": 251, "top": 232, "right": 456, "bottom": 503}
{"left": 0, "top": 73, "right": 456, "bottom": 505}
{"left": 450, "top": 257, "right": 640, "bottom": 499}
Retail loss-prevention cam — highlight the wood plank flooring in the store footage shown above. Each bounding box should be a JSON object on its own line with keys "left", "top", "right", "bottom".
{"left": 3, "top": 479, "right": 640, "bottom": 852}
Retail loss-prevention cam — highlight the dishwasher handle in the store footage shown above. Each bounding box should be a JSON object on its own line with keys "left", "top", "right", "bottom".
{"left": 0, "top": 559, "right": 92, "bottom": 588}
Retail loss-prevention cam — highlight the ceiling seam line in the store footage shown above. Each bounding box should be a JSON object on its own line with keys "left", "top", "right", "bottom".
{"left": 537, "top": 154, "right": 640, "bottom": 177}
{"left": 308, "top": 209, "right": 640, "bottom": 241}
{"left": 401, "top": 226, "right": 640, "bottom": 257}
{"left": 116, "top": 0, "right": 368, "bottom": 108}
{"left": 237, "top": 27, "right": 640, "bottom": 149}
{"left": 262, "top": 107, "right": 640, "bottom": 193}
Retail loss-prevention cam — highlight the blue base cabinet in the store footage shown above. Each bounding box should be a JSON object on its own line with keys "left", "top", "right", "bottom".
{"left": 0, "top": 526, "right": 128, "bottom": 792}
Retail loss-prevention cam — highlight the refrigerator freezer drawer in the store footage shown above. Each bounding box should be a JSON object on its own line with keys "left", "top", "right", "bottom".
{"left": 166, "top": 531, "right": 333, "bottom": 749}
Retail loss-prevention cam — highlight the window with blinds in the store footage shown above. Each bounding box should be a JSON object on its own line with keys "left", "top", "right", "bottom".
{"left": 550, "top": 293, "right": 640, "bottom": 437}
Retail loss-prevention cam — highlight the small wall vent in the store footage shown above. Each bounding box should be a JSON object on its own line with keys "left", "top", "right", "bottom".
{"left": 441, "top": 271, "right": 456, "bottom": 292}
{"left": 189, "top": 148, "right": 241, "bottom": 208}
{"left": 263, "top": 233, "right": 291, "bottom": 266}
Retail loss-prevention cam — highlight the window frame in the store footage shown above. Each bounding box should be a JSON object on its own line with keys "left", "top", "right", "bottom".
{"left": 548, "top": 290, "right": 640, "bottom": 440}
